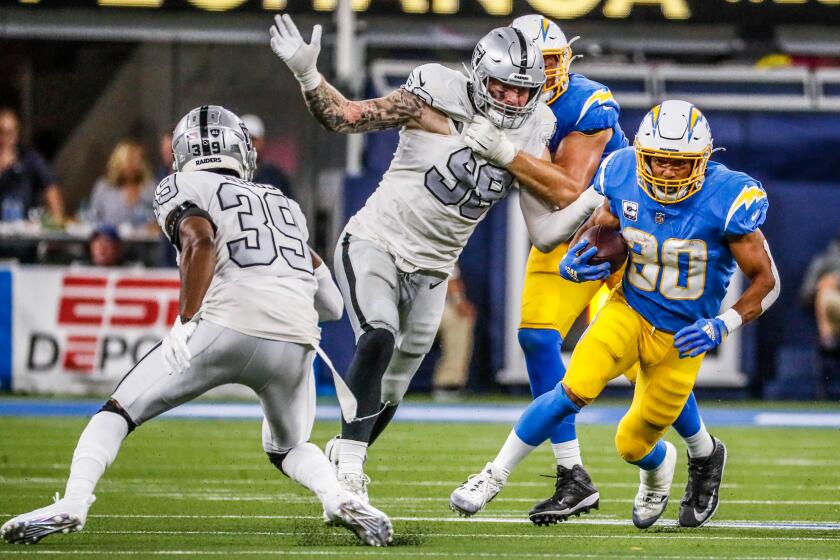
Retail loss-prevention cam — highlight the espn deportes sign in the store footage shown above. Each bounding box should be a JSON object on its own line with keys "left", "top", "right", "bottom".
{"left": 9, "top": 1, "right": 840, "bottom": 23}
{"left": 9, "top": 266, "right": 178, "bottom": 394}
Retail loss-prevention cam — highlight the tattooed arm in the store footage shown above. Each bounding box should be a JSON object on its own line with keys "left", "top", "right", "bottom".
{"left": 303, "top": 82, "right": 430, "bottom": 134}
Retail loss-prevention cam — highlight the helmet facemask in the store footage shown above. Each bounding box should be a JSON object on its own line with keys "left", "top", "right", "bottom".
{"left": 471, "top": 72, "right": 544, "bottom": 130}
{"left": 635, "top": 143, "right": 711, "bottom": 204}
{"left": 542, "top": 44, "right": 573, "bottom": 104}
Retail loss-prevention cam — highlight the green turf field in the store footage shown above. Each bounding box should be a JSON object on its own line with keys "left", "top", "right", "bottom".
{"left": 0, "top": 417, "right": 838, "bottom": 559}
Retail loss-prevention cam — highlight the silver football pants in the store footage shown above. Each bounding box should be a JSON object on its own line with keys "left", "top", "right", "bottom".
{"left": 111, "top": 320, "right": 316, "bottom": 453}
{"left": 334, "top": 231, "right": 449, "bottom": 402}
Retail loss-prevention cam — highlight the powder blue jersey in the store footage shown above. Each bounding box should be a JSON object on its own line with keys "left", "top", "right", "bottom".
{"left": 548, "top": 73, "right": 628, "bottom": 157}
{"left": 593, "top": 147, "right": 769, "bottom": 332}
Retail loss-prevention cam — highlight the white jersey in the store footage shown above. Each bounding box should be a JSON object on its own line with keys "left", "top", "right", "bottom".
{"left": 345, "top": 63, "right": 556, "bottom": 274}
{"left": 153, "top": 170, "right": 320, "bottom": 345}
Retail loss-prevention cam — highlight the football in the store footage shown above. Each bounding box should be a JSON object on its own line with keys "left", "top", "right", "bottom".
{"left": 580, "top": 225, "right": 628, "bottom": 273}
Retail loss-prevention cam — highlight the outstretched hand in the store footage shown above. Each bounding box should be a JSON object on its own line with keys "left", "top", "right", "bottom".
{"left": 269, "top": 14, "right": 322, "bottom": 91}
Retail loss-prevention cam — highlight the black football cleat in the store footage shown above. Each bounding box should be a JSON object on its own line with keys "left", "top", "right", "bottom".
{"left": 528, "top": 464, "right": 600, "bottom": 526}
{"left": 679, "top": 436, "right": 727, "bottom": 528}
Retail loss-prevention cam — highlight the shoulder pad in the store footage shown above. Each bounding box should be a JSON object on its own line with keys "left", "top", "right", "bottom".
{"left": 402, "top": 63, "right": 472, "bottom": 122}
{"left": 723, "top": 181, "right": 768, "bottom": 236}
{"left": 592, "top": 149, "right": 628, "bottom": 197}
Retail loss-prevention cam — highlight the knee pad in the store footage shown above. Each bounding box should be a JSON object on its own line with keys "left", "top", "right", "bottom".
{"left": 615, "top": 415, "right": 657, "bottom": 463}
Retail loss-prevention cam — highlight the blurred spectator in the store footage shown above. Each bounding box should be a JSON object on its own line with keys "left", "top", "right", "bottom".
{"left": 88, "top": 139, "right": 156, "bottom": 232}
{"left": 154, "top": 130, "right": 174, "bottom": 182}
{"left": 241, "top": 114, "right": 295, "bottom": 198}
{"left": 89, "top": 224, "right": 123, "bottom": 267}
{"left": 432, "top": 267, "right": 476, "bottom": 401}
{"left": 0, "top": 107, "right": 65, "bottom": 225}
{"left": 801, "top": 234, "right": 840, "bottom": 350}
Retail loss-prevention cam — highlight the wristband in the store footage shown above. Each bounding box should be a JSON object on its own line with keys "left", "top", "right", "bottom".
{"left": 716, "top": 309, "right": 742, "bottom": 334}
{"left": 296, "top": 68, "right": 322, "bottom": 92}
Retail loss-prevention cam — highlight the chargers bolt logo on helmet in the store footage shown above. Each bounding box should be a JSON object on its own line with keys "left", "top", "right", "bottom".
{"left": 634, "top": 100, "right": 713, "bottom": 204}
{"left": 172, "top": 105, "right": 257, "bottom": 181}
{"left": 511, "top": 15, "right": 577, "bottom": 105}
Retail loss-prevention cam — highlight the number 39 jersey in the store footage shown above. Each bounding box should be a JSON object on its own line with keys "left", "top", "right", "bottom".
{"left": 593, "top": 147, "right": 769, "bottom": 332}
{"left": 153, "top": 170, "right": 320, "bottom": 345}
{"left": 345, "top": 63, "right": 556, "bottom": 273}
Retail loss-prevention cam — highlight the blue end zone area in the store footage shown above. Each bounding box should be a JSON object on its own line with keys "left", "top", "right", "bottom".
{"left": 1, "top": 399, "right": 838, "bottom": 428}
{"left": 0, "top": 269, "right": 11, "bottom": 392}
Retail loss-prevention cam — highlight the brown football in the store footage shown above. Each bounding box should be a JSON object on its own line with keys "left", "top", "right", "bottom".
{"left": 580, "top": 225, "right": 628, "bottom": 274}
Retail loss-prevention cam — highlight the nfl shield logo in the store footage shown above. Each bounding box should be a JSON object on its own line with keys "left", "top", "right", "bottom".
{"left": 210, "top": 129, "right": 220, "bottom": 138}
{"left": 655, "top": 212, "right": 666, "bottom": 224}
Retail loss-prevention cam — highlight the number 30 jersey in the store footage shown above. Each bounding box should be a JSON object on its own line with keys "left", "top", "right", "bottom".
{"left": 593, "top": 147, "right": 769, "bottom": 333}
{"left": 153, "top": 170, "right": 320, "bottom": 345}
{"left": 344, "top": 63, "right": 556, "bottom": 274}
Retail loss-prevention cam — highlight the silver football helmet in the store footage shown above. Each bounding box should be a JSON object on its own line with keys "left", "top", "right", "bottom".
{"left": 172, "top": 105, "right": 257, "bottom": 181}
{"left": 469, "top": 27, "right": 546, "bottom": 130}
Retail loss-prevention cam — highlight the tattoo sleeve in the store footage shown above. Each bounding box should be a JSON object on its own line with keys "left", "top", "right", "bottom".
{"left": 303, "top": 81, "right": 426, "bottom": 133}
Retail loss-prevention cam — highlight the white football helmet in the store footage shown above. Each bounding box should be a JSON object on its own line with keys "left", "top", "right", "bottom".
{"left": 635, "top": 100, "right": 713, "bottom": 204}
{"left": 172, "top": 105, "right": 257, "bottom": 181}
{"left": 511, "top": 15, "right": 576, "bottom": 105}
{"left": 469, "top": 27, "right": 546, "bottom": 130}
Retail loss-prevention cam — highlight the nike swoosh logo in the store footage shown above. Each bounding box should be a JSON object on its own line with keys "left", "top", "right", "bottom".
{"left": 429, "top": 280, "right": 444, "bottom": 289}
{"left": 693, "top": 488, "right": 717, "bottom": 522}
{"left": 418, "top": 71, "right": 426, "bottom": 88}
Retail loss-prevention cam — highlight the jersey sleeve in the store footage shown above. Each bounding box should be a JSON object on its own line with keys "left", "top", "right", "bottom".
{"left": 402, "top": 63, "right": 471, "bottom": 122}
{"left": 152, "top": 173, "right": 215, "bottom": 246}
{"left": 573, "top": 88, "right": 620, "bottom": 133}
{"left": 591, "top": 150, "right": 621, "bottom": 197}
{"left": 723, "top": 182, "right": 768, "bottom": 237}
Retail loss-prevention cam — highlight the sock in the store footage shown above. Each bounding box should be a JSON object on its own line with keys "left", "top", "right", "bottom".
{"left": 280, "top": 442, "right": 343, "bottom": 508}
{"left": 632, "top": 440, "right": 666, "bottom": 471}
{"left": 514, "top": 384, "right": 581, "bottom": 447}
{"left": 492, "top": 430, "right": 535, "bottom": 479}
{"left": 683, "top": 421, "right": 715, "bottom": 459}
{"left": 368, "top": 402, "right": 399, "bottom": 447}
{"left": 64, "top": 411, "right": 128, "bottom": 500}
{"left": 518, "top": 328, "right": 578, "bottom": 445}
{"left": 341, "top": 328, "right": 395, "bottom": 443}
{"left": 337, "top": 439, "right": 368, "bottom": 478}
{"left": 672, "top": 392, "right": 701, "bottom": 439}
{"left": 636, "top": 442, "right": 672, "bottom": 492}
{"left": 551, "top": 439, "right": 582, "bottom": 469}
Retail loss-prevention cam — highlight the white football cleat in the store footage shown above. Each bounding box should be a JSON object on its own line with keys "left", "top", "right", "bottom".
{"left": 337, "top": 472, "right": 370, "bottom": 504}
{"left": 449, "top": 462, "right": 506, "bottom": 517}
{"left": 1, "top": 493, "right": 95, "bottom": 545}
{"left": 324, "top": 493, "right": 393, "bottom": 547}
{"left": 324, "top": 435, "right": 340, "bottom": 474}
{"left": 632, "top": 441, "right": 677, "bottom": 529}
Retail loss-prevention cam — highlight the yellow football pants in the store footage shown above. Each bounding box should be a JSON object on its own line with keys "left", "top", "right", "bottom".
{"left": 563, "top": 289, "right": 703, "bottom": 462}
{"left": 519, "top": 244, "right": 638, "bottom": 383}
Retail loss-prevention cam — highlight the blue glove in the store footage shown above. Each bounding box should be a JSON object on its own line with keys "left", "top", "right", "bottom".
{"left": 673, "top": 318, "right": 728, "bottom": 358}
{"left": 559, "top": 240, "right": 612, "bottom": 283}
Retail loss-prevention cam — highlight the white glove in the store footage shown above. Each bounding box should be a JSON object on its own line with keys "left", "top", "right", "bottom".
{"left": 463, "top": 115, "right": 518, "bottom": 167}
{"left": 161, "top": 314, "right": 199, "bottom": 374}
{"left": 269, "top": 14, "right": 322, "bottom": 91}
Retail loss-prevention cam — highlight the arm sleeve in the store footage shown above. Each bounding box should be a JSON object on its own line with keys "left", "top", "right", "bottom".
{"left": 313, "top": 262, "right": 344, "bottom": 322}
{"left": 520, "top": 188, "right": 604, "bottom": 253}
{"left": 723, "top": 183, "right": 769, "bottom": 237}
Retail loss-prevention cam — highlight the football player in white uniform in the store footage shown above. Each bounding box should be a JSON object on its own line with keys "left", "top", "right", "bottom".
{"left": 269, "top": 14, "right": 556, "bottom": 501}
{"left": 0, "top": 106, "right": 393, "bottom": 547}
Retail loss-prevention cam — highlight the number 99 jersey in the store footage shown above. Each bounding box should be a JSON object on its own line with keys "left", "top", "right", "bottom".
{"left": 593, "top": 147, "right": 769, "bottom": 333}
{"left": 344, "top": 63, "right": 556, "bottom": 274}
{"left": 153, "top": 170, "right": 320, "bottom": 345}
